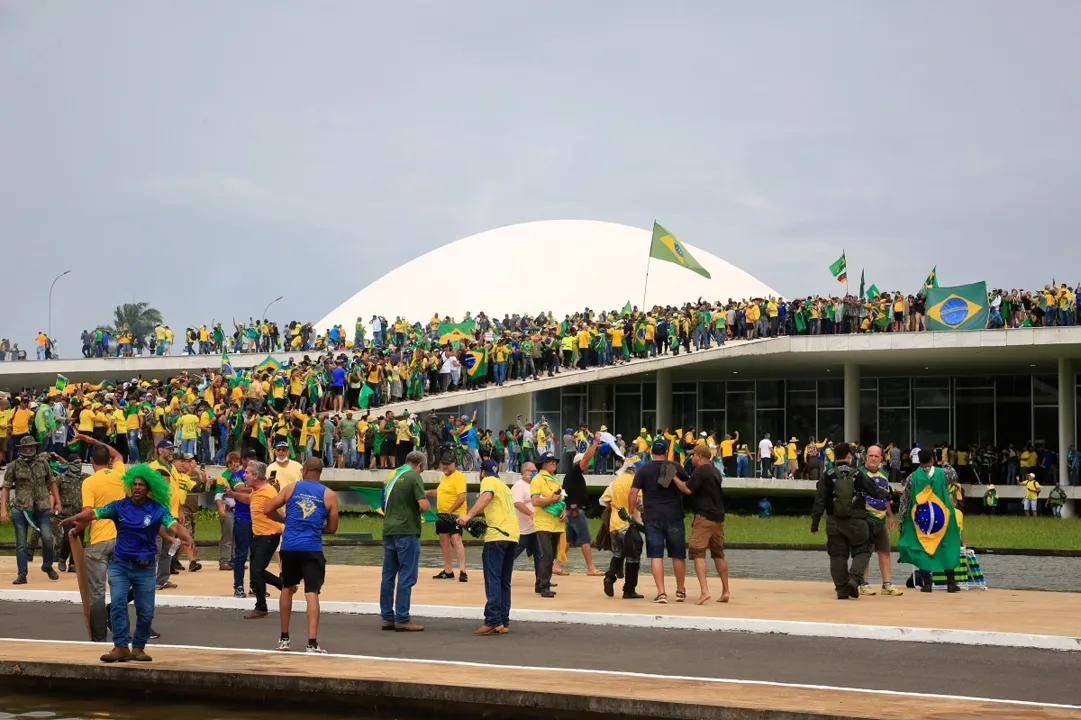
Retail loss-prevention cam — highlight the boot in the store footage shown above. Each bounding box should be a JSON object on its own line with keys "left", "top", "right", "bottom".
{"left": 603, "top": 557, "right": 622, "bottom": 598}
{"left": 622, "top": 563, "right": 644, "bottom": 599}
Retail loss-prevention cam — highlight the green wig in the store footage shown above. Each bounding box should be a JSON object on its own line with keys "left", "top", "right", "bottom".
{"left": 122, "top": 463, "right": 173, "bottom": 509}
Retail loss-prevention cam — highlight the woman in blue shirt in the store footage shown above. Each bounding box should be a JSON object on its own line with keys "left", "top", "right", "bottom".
{"left": 62, "top": 464, "right": 194, "bottom": 664}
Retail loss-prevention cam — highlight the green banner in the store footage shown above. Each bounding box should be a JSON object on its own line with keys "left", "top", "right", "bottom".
{"left": 925, "top": 282, "right": 989, "bottom": 331}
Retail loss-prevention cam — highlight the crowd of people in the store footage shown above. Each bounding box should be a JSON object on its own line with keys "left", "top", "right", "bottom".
{"left": 8, "top": 280, "right": 1081, "bottom": 363}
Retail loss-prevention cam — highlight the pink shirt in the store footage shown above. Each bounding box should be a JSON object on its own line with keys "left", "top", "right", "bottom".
{"left": 512, "top": 478, "right": 534, "bottom": 535}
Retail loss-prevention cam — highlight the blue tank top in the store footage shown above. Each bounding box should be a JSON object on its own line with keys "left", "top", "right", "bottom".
{"left": 281, "top": 479, "right": 327, "bottom": 552}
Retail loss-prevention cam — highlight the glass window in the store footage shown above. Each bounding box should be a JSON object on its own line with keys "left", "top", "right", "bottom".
{"left": 589, "top": 384, "right": 613, "bottom": 412}
{"left": 818, "top": 379, "right": 844, "bottom": 408}
{"left": 955, "top": 388, "right": 995, "bottom": 448}
{"left": 1033, "top": 406, "right": 1058, "bottom": 448}
{"left": 535, "top": 388, "right": 561, "bottom": 413}
{"left": 861, "top": 378, "right": 877, "bottom": 390}
{"left": 727, "top": 391, "right": 754, "bottom": 439}
{"left": 996, "top": 375, "right": 1031, "bottom": 448}
{"left": 589, "top": 411, "right": 614, "bottom": 435}
{"left": 673, "top": 393, "right": 698, "bottom": 432}
{"left": 728, "top": 380, "right": 754, "bottom": 392}
{"left": 913, "top": 376, "right": 949, "bottom": 389}
{"left": 914, "top": 388, "right": 949, "bottom": 408}
{"left": 642, "top": 411, "right": 657, "bottom": 435}
{"left": 615, "top": 383, "right": 640, "bottom": 394}
{"left": 699, "top": 410, "right": 725, "bottom": 437}
{"left": 561, "top": 394, "right": 586, "bottom": 431}
{"left": 788, "top": 379, "right": 816, "bottom": 392}
{"left": 458, "top": 402, "right": 486, "bottom": 430}
{"left": 787, "top": 389, "right": 817, "bottom": 445}
{"left": 1033, "top": 375, "right": 1058, "bottom": 406}
{"left": 817, "top": 409, "right": 844, "bottom": 444}
{"left": 699, "top": 381, "right": 725, "bottom": 410}
{"left": 956, "top": 376, "right": 994, "bottom": 388}
{"left": 914, "top": 408, "right": 950, "bottom": 448}
{"left": 879, "top": 378, "right": 910, "bottom": 408}
{"left": 642, "top": 383, "right": 657, "bottom": 410}
{"left": 879, "top": 408, "right": 910, "bottom": 449}
{"left": 756, "top": 410, "right": 784, "bottom": 444}
{"left": 756, "top": 380, "right": 784, "bottom": 409}
{"left": 673, "top": 382, "right": 697, "bottom": 393}
{"left": 614, "top": 393, "right": 642, "bottom": 441}
{"left": 860, "top": 389, "right": 877, "bottom": 444}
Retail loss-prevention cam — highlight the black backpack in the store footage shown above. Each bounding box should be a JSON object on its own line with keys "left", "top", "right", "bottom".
{"left": 832, "top": 464, "right": 859, "bottom": 519}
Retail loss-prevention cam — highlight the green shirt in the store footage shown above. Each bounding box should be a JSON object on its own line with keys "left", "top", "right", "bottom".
{"left": 382, "top": 470, "right": 425, "bottom": 537}
{"left": 339, "top": 418, "right": 358, "bottom": 440}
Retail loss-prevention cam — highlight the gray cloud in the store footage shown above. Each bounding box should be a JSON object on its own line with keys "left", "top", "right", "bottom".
{"left": 1, "top": 0, "right": 1079, "bottom": 353}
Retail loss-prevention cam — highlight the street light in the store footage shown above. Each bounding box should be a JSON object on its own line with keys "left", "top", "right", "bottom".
{"left": 48, "top": 269, "right": 72, "bottom": 341}
{"left": 261, "top": 295, "right": 284, "bottom": 322}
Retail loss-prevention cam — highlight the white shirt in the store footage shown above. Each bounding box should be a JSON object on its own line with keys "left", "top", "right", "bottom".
{"left": 758, "top": 438, "right": 773, "bottom": 459}
{"left": 512, "top": 478, "right": 534, "bottom": 534}
{"left": 910, "top": 447, "right": 921, "bottom": 463}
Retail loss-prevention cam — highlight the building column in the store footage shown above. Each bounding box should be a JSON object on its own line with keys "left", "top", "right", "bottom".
{"left": 656, "top": 369, "right": 672, "bottom": 432}
{"left": 843, "top": 363, "right": 860, "bottom": 443}
{"left": 1058, "top": 358, "right": 1075, "bottom": 518}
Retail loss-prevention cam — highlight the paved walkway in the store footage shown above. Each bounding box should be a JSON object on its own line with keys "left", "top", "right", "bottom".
{"left": 3, "top": 558, "right": 1078, "bottom": 642}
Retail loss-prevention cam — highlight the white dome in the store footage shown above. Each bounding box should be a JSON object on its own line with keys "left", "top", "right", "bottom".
{"left": 316, "top": 220, "right": 779, "bottom": 329}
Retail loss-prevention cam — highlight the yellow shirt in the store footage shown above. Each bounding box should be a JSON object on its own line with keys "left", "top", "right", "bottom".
{"left": 607, "top": 328, "right": 624, "bottom": 347}
{"left": 82, "top": 462, "right": 127, "bottom": 545}
{"left": 601, "top": 473, "right": 636, "bottom": 533}
{"left": 178, "top": 414, "right": 199, "bottom": 440}
{"left": 151, "top": 406, "right": 166, "bottom": 433}
{"left": 576, "top": 329, "right": 592, "bottom": 349}
{"left": 773, "top": 446, "right": 786, "bottom": 466}
{"left": 395, "top": 419, "right": 412, "bottom": 443}
{"left": 251, "top": 484, "right": 285, "bottom": 536}
{"left": 77, "top": 409, "right": 96, "bottom": 433}
{"left": 269, "top": 459, "right": 303, "bottom": 491}
{"left": 36, "top": 333, "right": 48, "bottom": 347}
{"left": 171, "top": 472, "right": 196, "bottom": 516}
{"left": 1020, "top": 451, "right": 1036, "bottom": 468}
{"left": 0, "top": 408, "right": 11, "bottom": 438}
{"left": 529, "top": 471, "right": 563, "bottom": 533}
{"left": 436, "top": 470, "right": 467, "bottom": 515}
{"left": 720, "top": 439, "right": 735, "bottom": 458}
{"left": 125, "top": 407, "right": 142, "bottom": 432}
{"left": 199, "top": 410, "right": 215, "bottom": 432}
{"left": 787, "top": 442, "right": 797, "bottom": 460}
{"left": 479, "top": 476, "right": 519, "bottom": 543}
{"left": 1024, "top": 479, "right": 1041, "bottom": 500}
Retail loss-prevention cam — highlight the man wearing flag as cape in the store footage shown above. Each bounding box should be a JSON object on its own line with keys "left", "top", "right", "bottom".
{"left": 898, "top": 448, "right": 962, "bottom": 593}
{"left": 379, "top": 452, "right": 430, "bottom": 632}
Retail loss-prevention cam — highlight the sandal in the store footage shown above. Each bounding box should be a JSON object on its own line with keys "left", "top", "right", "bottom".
{"left": 653, "top": 593, "right": 668, "bottom": 604}
{"left": 676, "top": 590, "right": 687, "bottom": 603}
{"left": 553, "top": 569, "right": 570, "bottom": 576}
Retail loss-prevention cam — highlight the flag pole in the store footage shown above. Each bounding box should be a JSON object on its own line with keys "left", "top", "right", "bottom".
{"left": 844, "top": 248, "right": 849, "bottom": 296}
{"left": 642, "top": 220, "right": 654, "bottom": 309}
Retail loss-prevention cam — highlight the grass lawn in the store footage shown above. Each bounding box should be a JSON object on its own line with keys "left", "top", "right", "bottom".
{"left": 3, "top": 510, "right": 1076, "bottom": 551}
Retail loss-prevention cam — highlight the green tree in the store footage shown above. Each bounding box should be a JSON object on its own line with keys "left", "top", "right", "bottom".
{"left": 98, "top": 302, "right": 163, "bottom": 350}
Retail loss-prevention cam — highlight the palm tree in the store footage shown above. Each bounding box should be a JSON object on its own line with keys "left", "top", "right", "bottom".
{"left": 98, "top": 302, "right": 164, "bottom": 349}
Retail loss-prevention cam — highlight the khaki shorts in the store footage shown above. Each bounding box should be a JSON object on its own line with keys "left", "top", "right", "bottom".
{"left": 869, "top": 520, "right": 890, "bottom": 553}
{"left": 688, "top": 516, "right": 725, "bottom": 560}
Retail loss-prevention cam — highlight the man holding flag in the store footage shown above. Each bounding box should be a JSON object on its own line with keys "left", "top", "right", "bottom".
{"left": 379, "top": 451, "right": 430, "bottom": 632}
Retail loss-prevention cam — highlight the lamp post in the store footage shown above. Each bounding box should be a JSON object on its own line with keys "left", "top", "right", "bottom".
{"left": 261, "top": 295, "right": 284, "bottom": 322}
{"left": 48, "top": 269, "right": 72, "bottom": 341}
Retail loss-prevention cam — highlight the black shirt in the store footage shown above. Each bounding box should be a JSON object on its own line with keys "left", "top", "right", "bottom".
{"left": 687, "top": 463, "right": 725, "bottom": 523}
{"left": 631, "top": 459, "right": 689, "bottom": 522}
{"left": 563, "top": 463, "right": 589, "bottom": 508}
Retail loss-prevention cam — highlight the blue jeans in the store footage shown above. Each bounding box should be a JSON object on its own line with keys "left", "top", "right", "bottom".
{"left": 108, "top": 558, "right": 156, "bottom": 648}
{"left": 493, "top": 361, "right": 506, "bottom": 385}
{"left": 126, "top": 430, "right": 140, "bottom": 462}
{"left": 380, "top": 534, "right": 420, "bottom": 624}
{"left": 233, "top": 520, "right": 252, "bottom": 591}
{"left": 305, "top": 437, "right": 315, "bottom": 460}
{"left": 643, "top": 517, "right": 687, "bottom": 560}
{"left": 12, "top": 507, "right": 54, "bottom": 576}
{"left": 214, "top": 434, "right": 228, "bottom": 465}
{"left": 324, "top": 441, "right": 334, "bottom": 467}
{"left": 514, "top": 533, "right": 541, "bottom": 575}
{"left": 481, "top": 541, "right": 516, "bottom": 628}
{"left": 199, "top": 430, "right": 212, "bottom": 464}
{"left": 180, "top": 438, "right": 196, "bottom": 456}
{"left": 343, "top": 437, "right": 357, "bottom": 468}
{"left": 736, "top": 455, "right": 749, "bottom": 477}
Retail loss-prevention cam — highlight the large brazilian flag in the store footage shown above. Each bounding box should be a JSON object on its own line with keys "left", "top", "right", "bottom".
{"left": 649, "top": 222, "right": 711, "bottom": 279}
{"left": 438, "top": 319, "right": 476, "bottom": 346}
{"left": 898, "top": 466, "right": 961, "bottom": 572}
{"left": 925, "top": 282, "right": 989, "bottom": 331}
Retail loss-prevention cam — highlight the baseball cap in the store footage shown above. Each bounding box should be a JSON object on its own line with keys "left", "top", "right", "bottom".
{"left": 651, "top": 438, "right": 669, "bottom": 454}
{"left": 536, "top": 452, "right": 559, "bottom": 466}
{"left": 177, "top": 452, "right": 196, "bottom": 461}
{"left": 273, "top": 441, "right": 289, "bottom": 450}
{"left": 480, "top": 459, "right": 500, "bottom": 476}
{"left": 156, "top": 440, "right": 174, "bottom": 449}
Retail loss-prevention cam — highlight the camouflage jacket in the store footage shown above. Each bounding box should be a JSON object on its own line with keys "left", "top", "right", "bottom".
{"left": 56, "top": 466, "right": 87, "bottom": 515}
{"left": 2, "top": 454, "right": 56, "bottom": 511}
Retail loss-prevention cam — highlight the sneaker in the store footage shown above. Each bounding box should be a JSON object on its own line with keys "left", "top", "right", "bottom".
{"left": 188, "top": 561, "right": 202, "bottom": 573}
{"left": 12, "top": 574, "right": 26, "bottom": 585}
{"left": 433, "top": 570, "right": 454, "bottom": 580}
{"left": 306, "top": 644, "right": 327, "bottom": 654}
{"left": 100, "top": 646, "right": 132, "bottom": 663}
{"left": 276, "top": 637, "right": 291, "bottom": 651}
{"left": 459, "top": 572, "right": 468, "bottom": 583}
{"left": 149, "top": 629, "right": 161, "bottom": 640}
{"left": 45, "top": 568, "right": 60, "bottom": 581}
{"left": 130, "top": 648, "right": 153, "bottom": 662}
{"left": 57, "top": 560, "right": 67, "bottom": 573}
{"left": 858, "top": 583, "right": 877, "bottom": 596}
{"left": 157, "top": 582, "right": 177, "bottom": 590}
{"left": 234, "top": 588, "right": 247, "bottom": 599}
{"left": 622, "top": 591, "right": 644, "bottom": 600}
{"left": 880, "top": 583, "right": 904, "bottom": 596}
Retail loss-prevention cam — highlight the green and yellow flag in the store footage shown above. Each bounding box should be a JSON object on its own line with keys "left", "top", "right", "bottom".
{"left": 438, "top": 320, "right": 476, "bottom": 346}
{"left": 465, "top": 348, "right": 487, "bottom": 379}
{"left": 898, "top": 466, "right": 961, "bottom": 572}
{"left": 621, "top": 301, "right": 632, "bottom": 317}
{"left": 255, "top": 355, "right": 281, "bottom": 374}
{"left": 829, "top": 252, "right": 847, "bottom": 283}
{"left": 649, "top": 222, "right": 711, "bottom": 279}
{"left": 923, "top": 266, "right": 939, "bottom": 290}
{"left": 925, "top": 282, "right": 989, "bottom": 331}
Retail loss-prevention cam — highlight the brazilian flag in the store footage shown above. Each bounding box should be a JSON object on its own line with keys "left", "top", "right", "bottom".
{"left": 925, "top": 282, "right": 989, "bottom": 331}
{"left": 464, "top": 348, "right": 487, "bottom": 379}
{"left": 632, "top": 321, "right": 648, "bottom": 353}
{"left": 255, "top": 354, "right": 281, "bottom": 373}
{"left": 898, "top": 466, "right": 961, "bottom": 572}
{"left": 438, "top": 320, "right": 476, "bottom": 346}
{"left": 649, "top": 222, "right": 711, "bottom": 279}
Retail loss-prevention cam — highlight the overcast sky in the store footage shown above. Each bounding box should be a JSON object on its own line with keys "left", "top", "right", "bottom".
{"left": 2, "top": 1, "right": 1079, "bottom": 352}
